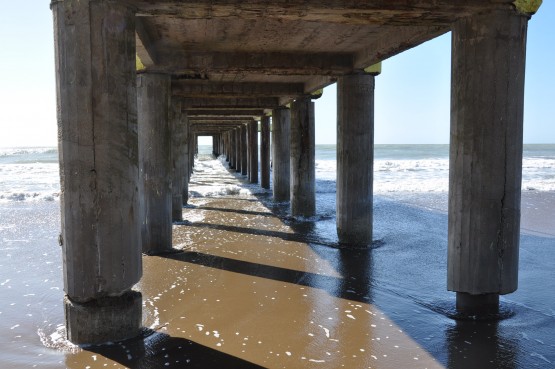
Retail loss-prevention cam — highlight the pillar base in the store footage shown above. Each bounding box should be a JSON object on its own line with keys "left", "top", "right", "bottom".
{"left": 456, "top": 292, "right": 499, "bottom": 315}
{"left": 65, "top": 290, "right": 142, "bottom": 345}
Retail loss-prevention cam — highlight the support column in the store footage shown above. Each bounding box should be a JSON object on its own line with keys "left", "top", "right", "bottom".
{"left": 241, "top": 124, "right": 248, "bottom": 176}
{"left": 260, "top": 115, "right": 271, "bottom": 189}
{"left": 290, "top": 97, "right": 315, "bottom": 216}
{"left": 213, "top": 135, "right": 219, "bottom": 156}
{"left": 272, "top": 107, "right": 291, "bottom": 202}
{"left": 235, "top": 128, "right": 241, "bottom": 173}
{"left": 188, "top": 131, "right": 195, "bottom": 177}
{"left": 52, "top": 0, "right": 141, "bottom": 344}
{"left": 182, "top": 112, "right": 190, "bottom": 205}
{"left": 229, "top": 129, "right": 236, "bottom": 169}
{"left": 138, "top": 73, "right": 173, "bottom": 255}
{"left": 249, "top": 120, "right": 259, "bottom": 183}
{"left": 448, "top": 8, "right": 531, "bottom": 314}
{"left": 171, "top": 100, "right": 185, "bottom": 222}
{"left": 337, "top": 74, "right": 375, "bottom": 246}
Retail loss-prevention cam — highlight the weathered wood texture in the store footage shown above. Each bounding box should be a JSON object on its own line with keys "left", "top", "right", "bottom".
{"left": 260, "top": 115, "right": 271, "bottom": 189}
{"left": 171, "top": 100, "right": 185, "bottom": 221}
{"left": 448, "top": 8, "right": 528, "bottom": 295}
{"left": 241, "top": 124, "right": 248, "bottom": 175}
{"left": 272, "top": 107, "right": 291, "bottom": 202}
{"left": 138, "top": 73, "right": 173, "bottom": 255}
{"left": 248, "top": 121, "right": 259, "bottom": 183}
{"left": 290, "top": 97, "right": 315, "bottom": 216}
{"left": 52, "top": 0, "right": 141, "bottom": 301}
{"left": 337, "top": 74, "right": 374, "bottom": 246}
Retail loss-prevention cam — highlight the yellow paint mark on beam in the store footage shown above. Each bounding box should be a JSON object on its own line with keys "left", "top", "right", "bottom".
{"left": 136, "top": 55, "right": 146, "bottom": 71}
{"left": 364, "top": 62, "right": 382, "bottom": 76}
{"left": 513, "top": 0, "right": 542, "bottom": 14}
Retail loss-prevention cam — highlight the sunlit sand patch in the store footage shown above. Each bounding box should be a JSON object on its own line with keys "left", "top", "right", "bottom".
{"left": 139, "top": 255, "right": 444, "bottom": 369}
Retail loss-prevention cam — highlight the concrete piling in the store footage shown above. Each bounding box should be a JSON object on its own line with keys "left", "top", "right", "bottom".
{"left": 290, "top": 97, "right": 316, "bottom": 217}
{"left": 51, "top": 0, "right": 142, "bottom": 344}
{"left": 171, "top": 100, "right": 185, "bottom": 222}
{"left": 336, "top": 74, "right": 375, "bottom": 246}
{"left": 138, "top": 73, "right": 173, "bottom": 255}
{"left": 261, "top": 115, "right": 271, "bottom": 189}
{"left": 241, "top": 124, "right": 248, "bottom": 176}
{"left": 248, "top": 121, "right": 259, "bottom": 183}
{"left": 182, "top": 113, "right": 190, "bottom": 205}
{"left": 448, "top": 8, "right": 529, "bottom": 313}
{"left": 272, "top": 107, "right": 291, "bottom": 202}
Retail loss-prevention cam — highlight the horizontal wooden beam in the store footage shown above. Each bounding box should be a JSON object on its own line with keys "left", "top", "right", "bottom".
{"left": 135, "top": 1, "right": 513, "bottom": 24}
{"left": 147, "top": 51, "right": 353, "bottom": 75}
{"left": 182, "top": 97, "right": 280, "bottom": 109}
{"left": 172, "top": 81, "right": 305, "bottom": 98}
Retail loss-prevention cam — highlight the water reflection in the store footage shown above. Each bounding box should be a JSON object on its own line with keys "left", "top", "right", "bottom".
{"left": 446, "top": 320, "right": 517, "bottom": 369}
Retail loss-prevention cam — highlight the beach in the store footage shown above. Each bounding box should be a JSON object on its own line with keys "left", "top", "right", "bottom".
{"left": 0, "top": 145, "right": 554, "bottom": 368}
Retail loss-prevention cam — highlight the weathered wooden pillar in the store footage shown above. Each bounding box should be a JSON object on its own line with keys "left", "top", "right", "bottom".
{"left": 337, "top": 73, "right": 375, "bottom": 246}
{"left": 260, "top": 115, "right": 271, "bottom": 189}
{"left": 448, "top": 7, "right": 535, "bottom": 314}
{"left": 249, "top": 120, "right": 259, "bottom": 183}
{"left": 51, "top": 0, "right": 141, "bottom": 344}
{"left": 171, "top": 100, "right": 185, "bottom": 222}
{"left": 272, "top": 107, "right": 291, "bottom": 202}
{"left": 290, "top": 97, "right": 315, "bottom": 216}
{"left": 241, "top": 124, "right": 248, "bottom": 176}
{"left": 138, "top": 73, "right": 173, "bottom": 255}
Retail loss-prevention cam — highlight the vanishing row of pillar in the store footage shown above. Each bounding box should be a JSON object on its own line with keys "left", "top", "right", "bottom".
{"left": 219, "top": 120, "right": 267, "bottom": 186}
{"left": 52, "top": 0, "right": 533, "bottom": 345}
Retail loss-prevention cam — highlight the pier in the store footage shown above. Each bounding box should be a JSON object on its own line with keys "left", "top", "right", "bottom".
{"left": 51, "top": 0, "right": 542, "bottom": 353}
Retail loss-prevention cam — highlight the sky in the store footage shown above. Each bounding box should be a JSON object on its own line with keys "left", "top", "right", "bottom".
{"left": 0, "top": 1, "right": 553, "bottom": 147}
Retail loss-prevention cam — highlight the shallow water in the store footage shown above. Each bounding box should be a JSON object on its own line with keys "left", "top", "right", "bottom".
{"left": 0, "top": 154, "right": 554, "bottom": 368}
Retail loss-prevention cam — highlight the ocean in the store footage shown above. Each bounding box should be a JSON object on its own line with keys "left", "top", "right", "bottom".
{"left": 1, "top": 144, "right": 555, "bottom": 368}
{"left": 3, "top": 144, "right": 555, "bottom": 203}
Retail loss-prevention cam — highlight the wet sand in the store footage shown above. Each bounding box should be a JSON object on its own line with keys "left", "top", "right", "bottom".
{"left": 1, "top": 156, "right": 555, "bottom": 368}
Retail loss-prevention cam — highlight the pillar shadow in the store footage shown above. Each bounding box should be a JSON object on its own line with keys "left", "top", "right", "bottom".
{"left": 179, "top": 221, "right": 340, "bottom": 248}
{"left": 80, "top": 330, "right": 265, "bottom": 369}
{"left": 194, "top": 206, "right": 275, "bottom": 217}
{"left": 164, "top": 250, "right": 373, "bottom": 304}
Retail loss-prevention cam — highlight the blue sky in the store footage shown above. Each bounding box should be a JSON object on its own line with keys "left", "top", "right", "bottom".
{"left": 0, "top": 1, "right": 553, "bottom": 147}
